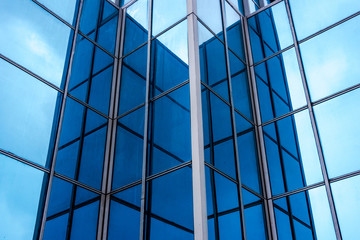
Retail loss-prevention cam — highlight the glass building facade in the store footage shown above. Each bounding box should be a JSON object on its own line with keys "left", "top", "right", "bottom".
{"left": 1, "top": 0, "right": 360, "bottom": 239}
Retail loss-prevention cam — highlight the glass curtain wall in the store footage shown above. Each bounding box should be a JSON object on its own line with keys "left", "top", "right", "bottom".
{"left": 1, "top": 0, "right": 360, "bottom": 239}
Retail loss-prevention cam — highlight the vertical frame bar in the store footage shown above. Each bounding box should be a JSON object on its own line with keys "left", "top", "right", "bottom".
{"left": 283, "top": 0, "right": 342, "bottom": 239}
{"left": 187, "top": 0, "right": 209, "bottom": 239}
{"left": 38, "top": 0, "right": 85, "bottom": 238}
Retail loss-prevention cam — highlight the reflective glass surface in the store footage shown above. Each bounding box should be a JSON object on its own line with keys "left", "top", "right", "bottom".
{"left": 332, "top": 175, "right": 360, "bottom": 240}
{"left": 314, "top": 88, "right": 360, "bottom": 178}
{"left": 147, "top": 85, "right": 191, "bottom": 176}
{"left": 289, "top": 0, "right": 360, "bottom": 40}
{"left": 263, "top": 110, "right": 322, "bottom": 195}
{"left": 145, "top": 167, "right": 193, "bottom": 239}
{"left": 37, "top": 0, "right": 78, "bottom": 25}
{"left": 0, "top": 0, "right": 73, "bottom": 88}
{"left": 255, "top": 48, "right": 306, "bottom": 122}
{"left": 197, "top": 0, "right": 223, "bottom": 36}
{"left": 300, "top": 15, "right": 360, "bottom": 101}
{"left": 0, "top": 59, "right": 61, "bottom": 167}
{"left": 248, "top": 2, "right": 293, "bottom": 63}
{"left": 274, "top": 186, "right": 336, "bottom": 240}
{"left": 57, "top": 98, "right": 107, "bottom": 190}
{"left": 0, "top": 154, "right": 47, "bottom": 239}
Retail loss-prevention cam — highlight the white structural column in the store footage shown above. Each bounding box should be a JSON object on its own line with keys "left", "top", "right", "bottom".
{"left": 187, "top": 0, "right": 208, "bottom": 239}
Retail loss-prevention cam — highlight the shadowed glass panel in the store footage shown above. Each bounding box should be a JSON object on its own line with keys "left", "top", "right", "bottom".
{"left": 123, "top": 0, "right": 149, "bottom": 55}
{"left": 152, "top": 0, "right": 186, "bottom": 36}
{"left": 147, "top": 85, "right": 191, "bottom": 176}
{"left": 248, "top": 2, "right": 293, "bottom": 63}
{"left": 57, "top": 98, "right": 107, "bottom": 190}
{"left": 263, "top": 110, "right": 322, "bottom": 195}
{"left": 0, "top": 154, "right": 47, "bottom": 239}
{"left": 205, "top": 166, "right": 242, "bottom": 240}
{"left": 113, "top": 107, "right": 145, "bottom": 189}
{"left": 300, "top": 15, "right": 360, "bottom": 101}
{"left": 145, "top": 167, "right": 193, "bottom": 239}
{"left": 118, "top": 44, "right": 147, "bottom": 115}
{"left": 0, "top": 59, "right": 62, "bottom": 167}
{"left": 0, "top": 0, "right": 73, "bottom": 88}
{"left": 150, "top": 20, "right": 189, "bottom": 98}
{"left": 255, "top": 48, "right": 306, "bottom": 122}
{"left": 314, "top": 88, "right": 360, "bottom": 177}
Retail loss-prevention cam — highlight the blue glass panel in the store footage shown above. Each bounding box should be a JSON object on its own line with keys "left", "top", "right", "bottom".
{"left": 244, "top": 204, "right": 267, "bottom": 240}
{"left": 146, "top": 167, "right": 193, "bottom": 238}
{"left": 80, "top": 0, "right": 101, "bottom": 38}
{"left": 224, "top": 2, "right": 245, "bottom": 61}
{"left": 113, "top": 107, "right": 144, "bottom": 189}
{"left": 47, "top": 177, "right": 72, "bottom": 217}
{"left": 150, "top": 20, "right": 189, "bottom": 97}
{"left": 97, "top": 3, "right": 118, "bottom": 54}
{"left": 289, "top": 0, "right": 360, "bottom": 40}
{"left": 152, "top": 0, "right": 186, "bottom": 36}
{"left": 37, "top": 0, "right": 78, "bottom": 25}
{"left": 219, "top": 211, "right": 242, "bottom": 240}
{"left": 300, "top": 16, "right": 360, "bottom": 101}
{"left": 123, "top": 0, "right": 149, "bottom": 55}
{"left": 113, "top": 184, "right": 142, "bottom": 207}
{"left": 70, "top": 201, "right": 99, "bottom": 239}
{"left": 0, "top": 154, "right": 46, "bottom": 239}
{"left": 248, "top": 2, "right": 293, "bottom": 63}
{"left": 56, "top": 141, "right": 79, "bottom": 179}
{"left": 314, "top": 88, "right": 360, "bottom": 177}
{"left": 0, "top": 59, "right": 61, "bottom": 167}
{"left": 148, "top": 85, "right": 191, "bottom": 175}
{"left": 0, "top": 0, "right": 73, "bottom": 88}
{"left": 199, "top": 22, "right": 229, "bottom": 101}
{"left": 274, "top": 208, "right": 292, "bottom": 240}
{"left": 242, "top": 188, "right": 260, "bottom": 206}
{"left": 332, "top": 176, "right": 360, "bottom": 240}
{"left": 43, "top": 213, "right": 68, "bottom": 240}
{"left": 227, "top": 0, "right": 244, "bottom": 16}
{"left": 108, "top": 200, "right": 140, "bottom": 239}
{"left": 197, "top": 0, "right": 223, "bottom": 37}
{"left": 119, "top": 44, "right": 147, "bottom": 115}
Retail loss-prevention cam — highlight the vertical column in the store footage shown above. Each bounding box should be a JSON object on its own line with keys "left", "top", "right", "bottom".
{"left": 187, "top": 0, "right": 208, "bottom": 239}
{"left": 242, "top": 9, "right": 278, "bottom": 240}
{"left": 38, "top": 0, "right": 85, "bottom": 239}
{"left": 283, "top": 0, "right": 342, "bottom": 239}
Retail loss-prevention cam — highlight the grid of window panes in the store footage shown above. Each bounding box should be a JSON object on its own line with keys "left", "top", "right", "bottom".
{"left": 246, "top": 0, "right": 360, "bottom": 239}
{"left": 1, "top": 0, "right": 360, "bottom": 239}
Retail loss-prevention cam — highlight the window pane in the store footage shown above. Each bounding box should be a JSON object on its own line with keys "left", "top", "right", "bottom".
{"left": 314, "top": 88, "right": 360, "bottom": 178}
{"left": 0, "top": 59, "right": 61, "bottom": 167}
{"left": 0, "top": 154, "right": 47, "bottom": 239}
{"left": 197, "top": 0, "right": 223, "bottom": 37}
{"left": 0, "top": 0, "right": 73, "bottom": 88}
{"left": 37, "top": 0, "right": 78, "bottom": 25}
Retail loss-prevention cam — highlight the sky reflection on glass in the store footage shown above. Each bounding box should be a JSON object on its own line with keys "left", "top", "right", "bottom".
{"left": 37, "top": 0, "right": 78, "bottom": 25}
{"left": 300, "top": 15, "right": 360, "bottom": 101}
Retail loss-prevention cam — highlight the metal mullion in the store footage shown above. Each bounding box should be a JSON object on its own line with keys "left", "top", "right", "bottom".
{"left": 205, "top": 162, "right": 237, "bottom": 184}
{"left": 225, "top": 0, "right": 244, "bottom": 17}
{"left": 122, "top": 0, "right": 138, "bottom": 9}
{"left": 121, "top": 41, "right": 148, "bottom": 59}
{"left": 151, "top": 16, "right": 188, "bottom": 40}
{"left": 117, "top": 103, "right": 146, "bottom": 119}
{"left": 252, "top": 44, "right": 294, "bottom": 67}
{"left": 188, "top": 0, "right": 209, "bottom": 238}
{"left": 110, "top": 180, "right": 142, "bottom": 195}
{"left": 197, "top": 17, "right": 226, "bottom": 45}
{"left": 106, "top": 0, "right": 120, "bottom": 9}
{"left": 149, "top": 80, "right": 190, "bottom": 102}
{"left": 54, "top": 172, "right": 103, "bottom": 195}
{"left": 99, "top": 4, "right": 123, "bottom": 239}
{"left": 139, "top": 0, "right": 153, "bottom": 239}
{"left": 145, "top": 161, "right": 192, "bottom": 182}
{"left": 220, "top": 0, "right": 247, "bottom": 238}
{"left": 38, "top": 0, "right": 84, "bottom": 238}
{"left": 272, "top": 181, "right": 324, "bottom": 201}
{"left": 242, "top": 11, "right": 278, "bottom": 240}
{"left": 284, "top": 1, "right": 342, "bottom": 239}
{"left": 78, "top": 31, "right": 116, "bottom": 58}
{"left": 261, "top": 105, "right": 307, "bottom": 127}
{"left": 246, "top": 0, "right": 282, "bottom": 18}
{"left": 67, "top": 94, "right": 110, "bottom": 119}
{"left": 0, "top": 54, "right": 64, "bottom": 93}
{"left": 241, "top": 184, "right": 265, "bottom": 200}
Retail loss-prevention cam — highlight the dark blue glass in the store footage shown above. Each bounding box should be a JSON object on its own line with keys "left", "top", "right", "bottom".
{"left": 123, "top": 0, "right": 149, "bottom": 55}
{"left": 148, "top": 85, "right": 191, "bottom": 175}
{"left": 70, "top": 201, "right": 100, "bottom": 239}
{"left": 43, "top": 213, "right": 69, "bottom": 240}
{"left": 150, "top": 20, "right": 189, "bottom": 97}
{"left": 0, "top": 0, "right": 73, "bottom": 88}
{"left": 37, "top": 0, "right": 79, "bottom": 25}
{"left": 145, "top": 167, "right": 193, "bottom": 239}
{"left": 274, "top": 208, "right": 292, "bottom": 240}
{"left": 0, "top": 59, "right": 62, "bottom": 167}
{"left": 80, "top": 0, "right": 101, "bottom": 37}
{"left": 113, "top": 107, "right": 144, "bottom": 189}
{"left": 119, "top": 44, "right": 147, "bottom": 115}
{"left": 0, "top": 154, "right": 47, "bottom": 239}
{"left": 199, "top": 22, "right": 229, "bottom": 101}
{"left": 97, "top": 2, "right": 118, "bottom": 54}
{"left": 244, "top": 203, "right": 267, "bottom": 240}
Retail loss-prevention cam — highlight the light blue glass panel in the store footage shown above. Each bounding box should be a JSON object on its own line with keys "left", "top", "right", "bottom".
{"left": 290, "top": 0, "right": 360, "bottom": 40}
{"left": 0, "top": 0, "right": 72, "bottom": 88}
{"left": 197, "top": 0, "right": 223, "bottom": 36}
{"left": 332, "top": 175, "right": 360, "bottom": 240}
{"left": 152, "top": 0, "right": 186, "bottom": 36}
{"left": 0, "top": 154, "right": 46, "bottom": 239}
{"left": 300, "top": 16, "right": 360, "bottom": 101}
{"left": 0, "top": 59, "right": 61, "bottom": 167}
{"left": 314, "top": 88, "right": 360, "bottom": 177}
{"left": 37, "top": 0, "right": 78, "bottom": 25}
